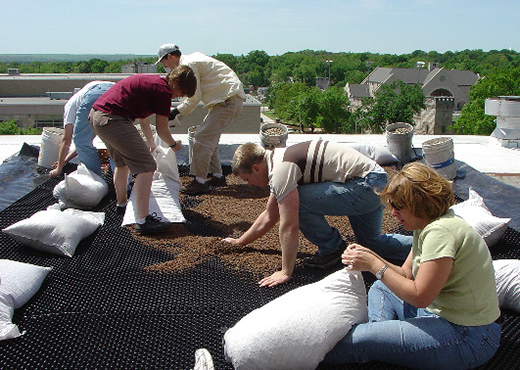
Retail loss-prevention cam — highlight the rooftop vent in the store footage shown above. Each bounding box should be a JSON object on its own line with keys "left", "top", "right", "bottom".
{"left": 485, "top": 96, "right": 520, "bottom": 148}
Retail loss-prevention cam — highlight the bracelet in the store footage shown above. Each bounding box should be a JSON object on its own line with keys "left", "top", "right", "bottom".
{"left": 375, "top": 264, "right": 389, "bottom": 280}
{"left": 169, "top": 142, "right": 177, "bottom": 149}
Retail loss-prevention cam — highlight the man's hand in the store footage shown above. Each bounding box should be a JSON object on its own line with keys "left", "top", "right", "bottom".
{"left": 258, "top": 270, "right": 291, "bottom": 287}
{"left": 222, "top": 237, "right": 241, "bottom": 246}
{"left": 49, "top": 168, "right": 61, "bottom": 178}
{"left": 169, "top": 140, "right": 182, "bottom": 152}
{"left": 169, "top": 108, "right": 180, "bottom": 121}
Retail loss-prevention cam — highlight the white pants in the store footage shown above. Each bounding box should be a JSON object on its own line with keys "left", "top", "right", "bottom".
{"left": 190, "top": 95, "right": 243, "bottom": 179}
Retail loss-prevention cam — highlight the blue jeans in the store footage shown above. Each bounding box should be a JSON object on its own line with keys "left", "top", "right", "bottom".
{"left": 298, "top": 170, "right": 411, "bottom": 260}
{"left": 73, "top": 82, "right": 114, "bottom": 176}
{"left": 324, "top": 281, "right": 501, "bottom": 369}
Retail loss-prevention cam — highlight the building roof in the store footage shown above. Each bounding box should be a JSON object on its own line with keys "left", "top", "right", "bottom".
{"left": 345, "top": 83, "right": 370, "bottom": 98}
{"left": 362, "top": 67, "right": 478, "bottom": 87}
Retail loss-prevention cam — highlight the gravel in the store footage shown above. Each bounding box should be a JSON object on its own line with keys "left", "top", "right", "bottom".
{"left": 130, "top": 168, "right": 401, "bottom": 278}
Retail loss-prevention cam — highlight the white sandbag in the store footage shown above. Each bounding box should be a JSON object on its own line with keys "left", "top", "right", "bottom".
{"left": 2, "top": 204, "right": 105, "bottom": 257}
{"left": 122, "top": 145, "right": 184, "bottom": 225}
{"left": 223, "top": 269, "right": 368, "bottom": 370}
{"left": 347, "top": 143, "right": 399, "bottom": 165}
{"left": 493, "top": 259, "right": 520, "bottom": 312}
{"left": 0, "top": 259, "right": 52, "bottom": 340}
{"left": 451, "top": 188, "right": 511, "bottom": 247}
{"left": 53, "top": 163, "right": 108, "bottom": 209}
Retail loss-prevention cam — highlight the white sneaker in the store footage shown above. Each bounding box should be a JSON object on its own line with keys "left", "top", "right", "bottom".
{"left": 193, "top": 348, "right": 214, "bottom": 370}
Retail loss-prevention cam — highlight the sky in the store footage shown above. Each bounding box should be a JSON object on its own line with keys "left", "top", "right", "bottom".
{"left": 1, "top": 0, "right": 519, "bottom": 57}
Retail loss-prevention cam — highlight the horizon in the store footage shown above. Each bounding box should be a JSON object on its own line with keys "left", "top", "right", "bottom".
{"left": 0, "top": 47, "right": 518, "bottom": 64}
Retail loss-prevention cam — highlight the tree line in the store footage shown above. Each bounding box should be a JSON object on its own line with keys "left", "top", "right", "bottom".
{"left": 2, "top": 49, "right": 518, "bottom": 88}
{"left": 2, "top": 49, "right": 519, "bottom": 135}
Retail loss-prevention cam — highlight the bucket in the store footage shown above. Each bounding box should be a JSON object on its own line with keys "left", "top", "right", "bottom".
{"left": 422, "top": 137, "right": 456, "bottom": 180}
{"left": 260, "top": 122, "right": 289, "bottom": 149}
{"left": 385, "top": 122, "right": 414, "bottom": 163}
{"left": 37, "top": 127, "right": 64, "bottom": 168}
{"left": 188, "top": 125, "right": 198, "bottom": 164}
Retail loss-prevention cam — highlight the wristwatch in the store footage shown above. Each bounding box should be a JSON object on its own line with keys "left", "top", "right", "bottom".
{"left": 375, "top": 265, "right": 389, "bottom": 280}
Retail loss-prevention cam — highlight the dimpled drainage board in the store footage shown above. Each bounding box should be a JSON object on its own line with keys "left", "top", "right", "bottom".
{"left": 0, "top": 168, "right": 519, "bottom": 370}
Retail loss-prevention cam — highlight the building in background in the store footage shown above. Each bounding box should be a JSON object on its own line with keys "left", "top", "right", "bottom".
{"left": 0, "top": 73, "right": 261, "bottom": 133}
{"left": 121, "top": 62, "right": 157, "bottom": 74}
{"left": 345, "top": 63, "right": 479, "bottom": 134}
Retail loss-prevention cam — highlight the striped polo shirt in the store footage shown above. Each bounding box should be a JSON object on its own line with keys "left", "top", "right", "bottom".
{"left": 266, "top": 140, "right": 376, "bottom": 201}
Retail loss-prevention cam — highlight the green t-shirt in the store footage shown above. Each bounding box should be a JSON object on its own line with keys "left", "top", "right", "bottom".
{"left": 412, "top": 210, "right": 500, "bottom": 326}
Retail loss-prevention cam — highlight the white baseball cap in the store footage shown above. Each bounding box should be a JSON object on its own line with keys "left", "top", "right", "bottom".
{"left": 155, "top": 43, "right": 180, "bottom": 65}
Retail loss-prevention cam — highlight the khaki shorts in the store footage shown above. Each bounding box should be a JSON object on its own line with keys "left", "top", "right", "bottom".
{"left": 89, "top": 109, "right": 156, "bottom": 174}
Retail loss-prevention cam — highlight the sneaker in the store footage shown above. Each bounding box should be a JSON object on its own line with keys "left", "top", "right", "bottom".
{"left": 135, "top": 213, "right": 171, "bottom": 235}
{"left": 181, "top": 179, "right": 210, "bottom": 195}
{"left": 303, "top": 245, "right": 344, "bottom": 269}
{"left": 206, "top": 174, "right": 227, "bottom": 187}
{"left": 193, "top": 348, "right": 214, "bottom": 370}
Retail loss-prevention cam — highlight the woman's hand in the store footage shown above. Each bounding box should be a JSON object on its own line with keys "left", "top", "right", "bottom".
{"left": 342, "top": 243, "right": 380, "bottom": 271}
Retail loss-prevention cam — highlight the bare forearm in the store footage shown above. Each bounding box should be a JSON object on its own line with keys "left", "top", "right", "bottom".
{"left": 56, "top": 140, "right": 71, "bottom": 170}
{"left": 138, "top": 118, "right": 156, "bottom": 149}
{"left": 237, "top": 210, "right": 278, "bottom": 245}
{"left": 279, "top": 224, "right": 299, "bottom": 276}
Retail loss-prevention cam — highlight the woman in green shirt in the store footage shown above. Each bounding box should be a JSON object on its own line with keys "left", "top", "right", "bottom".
{"left": 324, "top": 162, "right": 501, "bottom": 369}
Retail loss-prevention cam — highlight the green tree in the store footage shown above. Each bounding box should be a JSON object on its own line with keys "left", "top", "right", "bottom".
{"left": 214, "top": 53, "right": 240, "bottom": 72}
{"left": 273, "top": 82, "right": 311, "bottom": 120}
{"left": 453, "top": 67, "right": 520, "bottom": 135}
{"left": 0, "top": 120, "right": 21, "bottom": 135}
{"left": 316, "top": 87, "right": 352, "bottom": 133}
{"left": 355, "top": 80, "right": 426, "bottom": 133}
{"left": 286, "top": 88, "right": 320, "bottom": 132}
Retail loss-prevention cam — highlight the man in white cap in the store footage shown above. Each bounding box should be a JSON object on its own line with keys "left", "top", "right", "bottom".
{"left": 155, "top": 43, "right": 246, "bottom": 195}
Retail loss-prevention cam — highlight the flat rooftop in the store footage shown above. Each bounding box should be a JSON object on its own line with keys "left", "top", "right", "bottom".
{"left": 2, "top": 133, "right": 520, "bottom": 183}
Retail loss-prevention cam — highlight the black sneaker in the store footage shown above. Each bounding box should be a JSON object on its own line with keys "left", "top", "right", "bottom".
{"left": 135, "top": 213, "right": 171, "bottom": 235}
{"left": 181, "top": 179, "right": 210, "bottom": 195}
{"left": 303, "top": 246, "right": 344, "bottom": 269}
{"left": 206, "top": 174, "right": 227, "bottom": 187}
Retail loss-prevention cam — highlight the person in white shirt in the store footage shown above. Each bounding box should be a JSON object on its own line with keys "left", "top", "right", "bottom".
{"left": 50, "top": 81, "right": 114, "bottom": 178}
{"left": 155, "top": 43, "right": 246, "bottom": 195}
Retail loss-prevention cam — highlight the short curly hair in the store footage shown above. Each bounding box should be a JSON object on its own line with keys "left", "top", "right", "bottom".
{"left": 379, "top": 162, "right": 454, "bottom": 220}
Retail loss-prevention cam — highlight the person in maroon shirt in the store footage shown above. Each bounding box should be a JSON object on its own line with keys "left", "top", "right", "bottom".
{"left": 90, "top": 65, "right": 196, "bottom": 234}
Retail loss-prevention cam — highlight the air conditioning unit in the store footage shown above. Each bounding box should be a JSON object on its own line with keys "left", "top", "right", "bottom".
{"left": 486, "top": 96, "right": 520, "bottom": 148}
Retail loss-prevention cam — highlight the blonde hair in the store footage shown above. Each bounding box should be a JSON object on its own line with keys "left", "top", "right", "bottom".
{"left": 380, "top": 162, "right": 454, "bottom": 220}
{"left": 231, "top": 143, "right": 266, "bottom": 175}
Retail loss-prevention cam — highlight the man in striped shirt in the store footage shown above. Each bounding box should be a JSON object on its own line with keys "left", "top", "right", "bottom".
{"left": 223, "top": 140, "right": 412, "bottom": 287}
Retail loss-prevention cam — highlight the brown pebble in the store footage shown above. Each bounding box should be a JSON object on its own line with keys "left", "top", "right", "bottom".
{"left": 134, "top": 168, "right": 401, "bottom": 277}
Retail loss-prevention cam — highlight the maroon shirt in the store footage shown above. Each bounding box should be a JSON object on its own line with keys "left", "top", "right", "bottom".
{"left": 93, "top": 74, "right": 172, "bottom": 119}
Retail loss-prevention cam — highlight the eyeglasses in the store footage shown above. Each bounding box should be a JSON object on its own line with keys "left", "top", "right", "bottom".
{"left": 389, "top": 200, "right": 403, "bottom": 211}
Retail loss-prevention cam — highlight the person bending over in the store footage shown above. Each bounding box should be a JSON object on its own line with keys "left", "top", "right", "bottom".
{"left": 90, "top": 65, "right": 196, "bottom": 234}
{"left": 223, "top": 141, "right": 412, "bottom": 287}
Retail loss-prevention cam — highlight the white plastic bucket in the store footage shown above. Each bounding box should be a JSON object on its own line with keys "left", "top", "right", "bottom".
{"left": 37, "top": 127, "right": 63, "bottom": 168}
{"left": 188, "top": 125, "right": 198, "bottom": 164}
{"left": 260, "top": 123, "right": 289, "bottom": 148}
{"left": 385, "top": 122, "right": 414, "bottom": 163}
{"left": 422, "top": 137, "right": 456, "bottom": 180}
